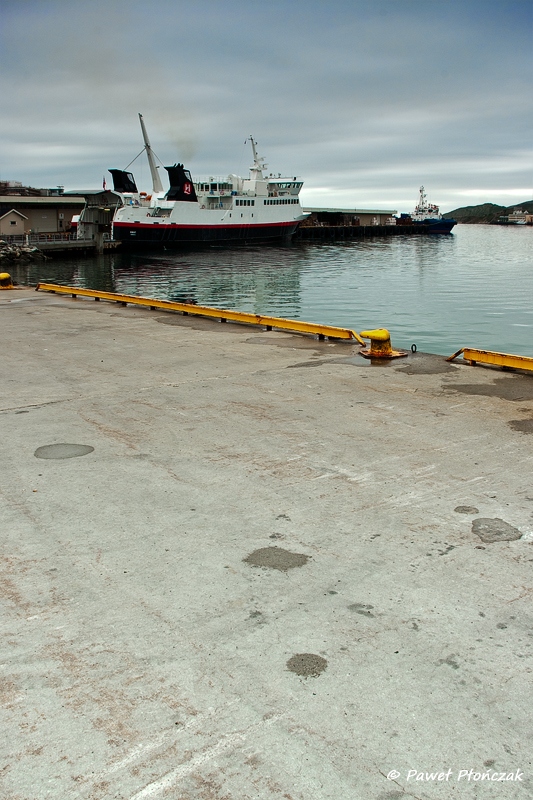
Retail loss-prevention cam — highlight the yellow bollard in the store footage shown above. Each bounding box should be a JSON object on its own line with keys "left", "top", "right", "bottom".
{"left": 0, "top": 272, "right": 14, "bottom": 289}
{"left": 359, "top": 328, "right": 408, "bottom": 359}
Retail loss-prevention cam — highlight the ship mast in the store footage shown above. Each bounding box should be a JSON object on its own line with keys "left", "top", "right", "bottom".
{"left": 248, "top": 136, "right": 267, "bottom": 180}
{"left": 139, "top": 113, "right": 163, "bottom": 194}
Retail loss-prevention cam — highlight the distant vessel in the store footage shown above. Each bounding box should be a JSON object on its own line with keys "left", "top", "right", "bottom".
{"left": 109, "top": 115, "right": 307, "bottom": 246}
{"left": 408, "top": 186, "right": 456, "bottom": 233}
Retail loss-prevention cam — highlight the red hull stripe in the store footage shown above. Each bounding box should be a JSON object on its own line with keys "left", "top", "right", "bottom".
{"left": 113, "top": 220, "right": 297, "bottom": 230}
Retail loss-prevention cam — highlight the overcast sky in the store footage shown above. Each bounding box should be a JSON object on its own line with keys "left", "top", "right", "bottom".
{"left": 0, "top": 0, "right": 531, "bottom": 212}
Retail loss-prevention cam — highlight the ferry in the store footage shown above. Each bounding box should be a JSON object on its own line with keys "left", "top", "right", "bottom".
{"left": 409, "top": 186, "right": 456, "bottom": 233}
{"left": 109, "top": 115, "right": 307, "bottom": 246}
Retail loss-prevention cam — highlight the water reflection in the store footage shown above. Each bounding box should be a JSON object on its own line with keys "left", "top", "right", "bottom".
{"left": 112, "top": 247, "right": 303, "bottom": 317}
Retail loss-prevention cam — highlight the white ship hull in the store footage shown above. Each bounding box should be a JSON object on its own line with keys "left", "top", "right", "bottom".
{"left": 113, "top": 202, "right": 303, "bottom": 245}
{"left": 109, "top": 120, "right": 307, "bottom": 247}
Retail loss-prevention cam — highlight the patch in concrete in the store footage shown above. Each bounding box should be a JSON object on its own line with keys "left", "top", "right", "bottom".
{"left": 472, "top": 518, "right": 522, "bottom": 543}
{"left": 244, "top": 546, "right": 309, "bottom": 571}
{"left": 447, "top": 376, "right": 533, "bottom": 402}
{"left": 455, "top": 505, "right": 479, "bottom": 514}
{"left": 348, "top": 602, "right": 375, "bottom": 617}
{"left": 508, "top": 419, "right": 533, "bottom": 434}
{"left": 286, "top": 653, "right": 327, "bottom": 677}
{"left": 34, "top": 443, "right": 94, "bottom": 459}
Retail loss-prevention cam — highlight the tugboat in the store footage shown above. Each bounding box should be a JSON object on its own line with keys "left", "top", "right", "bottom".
{"left": 109, "top": 115, "right": 307, "bottom": 246}
{"left": 408, "top": 186, "right": 456, "bottom": 233}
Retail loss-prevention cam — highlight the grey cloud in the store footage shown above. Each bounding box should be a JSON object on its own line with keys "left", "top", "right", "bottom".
{"left": 0, "top": 0, "right": 531, "bottom": 210}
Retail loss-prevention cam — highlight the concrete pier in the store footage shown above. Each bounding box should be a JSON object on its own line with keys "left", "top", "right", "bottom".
{"left": 2, "top": 288, "right": 533, "bottom": 799}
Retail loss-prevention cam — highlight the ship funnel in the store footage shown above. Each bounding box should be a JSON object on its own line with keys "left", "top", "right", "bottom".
{"left": 109, "top": 169, "right": 138, "bottom": 193}
{"left": 165, "top": 164, "right": 198, "bottom": 202}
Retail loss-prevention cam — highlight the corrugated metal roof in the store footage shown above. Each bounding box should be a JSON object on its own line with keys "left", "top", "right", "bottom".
{"left": 303, "top": 207, "right": 397, "bottom": 214}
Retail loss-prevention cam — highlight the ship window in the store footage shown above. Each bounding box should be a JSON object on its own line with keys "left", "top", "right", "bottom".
{"left": 252, "top": 200, "right": 255, "bottom": 206}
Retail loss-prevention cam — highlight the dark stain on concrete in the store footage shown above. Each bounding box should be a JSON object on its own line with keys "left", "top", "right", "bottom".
{"left": 246, "top": 335, "right": 356, "bottom": 354}
{"left": 377, "top": 793, "right": 405, "bottom": 800}
{"left": 472, "top": 518, "right": 522, "bottom": 543}
{"left": 455, "top": 505, "right": 479, "bottom": 514}
{"left": 34, "top": 443, "right": 95, "bottom": 459}
{"left": 348, "top": 602, "right": 375, "bottom": 617}
{"left": 287, "top": 360, "right": 333, "bottom": 369}
{"left": 438, "top": 544, "right": 456, "bottom": 556}
{"left": 508, "top": 419, "right": 533, "bottom": 434}
{"left": 437, "top": 654, "right": 460, "bottom": 670}
{"left": 395, "top": 353, "right": 459, "bottom": 375}
{"left": 448, "top": 376, "right": 533, "bottom": 402}
{"left": 286, "top": 653, "right": 327, "bottom": 677}
{"left": 243, "top": 546, "right": 309, "bottom": 571}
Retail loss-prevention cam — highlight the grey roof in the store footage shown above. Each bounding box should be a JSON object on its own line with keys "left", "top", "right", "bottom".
{"left": 0, "top": 195, "right": 85, "bottom": 205}
{"left": 0, "top": 208, "right": 29, "bottom": 220}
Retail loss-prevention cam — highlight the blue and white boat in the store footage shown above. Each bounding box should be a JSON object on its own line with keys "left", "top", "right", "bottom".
{"left": 409, "top": 186, "right": 456, "bottom": 233}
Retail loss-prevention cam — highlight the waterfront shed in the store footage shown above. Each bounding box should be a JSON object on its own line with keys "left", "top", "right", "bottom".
{"left": 0, "top": 209, "right": 29, "bottom": 237}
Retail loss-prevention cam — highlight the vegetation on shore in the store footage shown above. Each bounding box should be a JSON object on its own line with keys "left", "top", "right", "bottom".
{"left": 444, "top": 200, "right": 533, "bottom": 223}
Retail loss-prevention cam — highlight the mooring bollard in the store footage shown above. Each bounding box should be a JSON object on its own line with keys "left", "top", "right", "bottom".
{"left": 0, "top": 272, "right": 14, "bottom": 289}
{"left": 359, "top": 328, "right": 408, "bottom": 359}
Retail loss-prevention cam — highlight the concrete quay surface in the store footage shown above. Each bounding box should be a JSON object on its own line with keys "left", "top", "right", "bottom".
{"left": 2, "top": 287, "right": 533, "bottom": 800}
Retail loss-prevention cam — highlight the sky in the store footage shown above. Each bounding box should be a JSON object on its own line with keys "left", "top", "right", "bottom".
{"left": 0, "top": 0, "right": 531, "bottom": 212}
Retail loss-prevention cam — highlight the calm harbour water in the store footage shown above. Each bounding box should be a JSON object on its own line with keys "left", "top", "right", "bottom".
{"left": 13, "top": 225, "right": 532, "bottom": 357}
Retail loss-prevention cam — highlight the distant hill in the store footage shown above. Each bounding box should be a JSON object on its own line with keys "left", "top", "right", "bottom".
{"left": 444, "top": 200, "right": 533, "bottom": 223}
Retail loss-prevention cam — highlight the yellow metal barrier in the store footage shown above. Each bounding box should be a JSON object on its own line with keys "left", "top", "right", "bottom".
{"left": 36, "top": 283, "right": 365, "bottom": 344}
{"left": 447, "top": 347, "right": 533, "bottom": 373}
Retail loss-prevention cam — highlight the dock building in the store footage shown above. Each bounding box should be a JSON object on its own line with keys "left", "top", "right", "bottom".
{"left": 0, "top": 181, "right": 84, "bottom": 236}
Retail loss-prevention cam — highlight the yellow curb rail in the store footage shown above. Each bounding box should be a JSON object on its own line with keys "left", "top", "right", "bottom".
{"left": 36, "top": 283, "right": 366, "bottom": 344}
{"left": 447, "top": 347, "right": 533, "bottom": 373}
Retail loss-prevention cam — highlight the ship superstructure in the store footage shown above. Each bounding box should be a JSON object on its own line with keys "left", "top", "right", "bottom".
{"left": 409, "top": 186, "right": 456, "bottom": 233}
{"left": 110, "top": 117, "right": 306, "bottom": 246}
